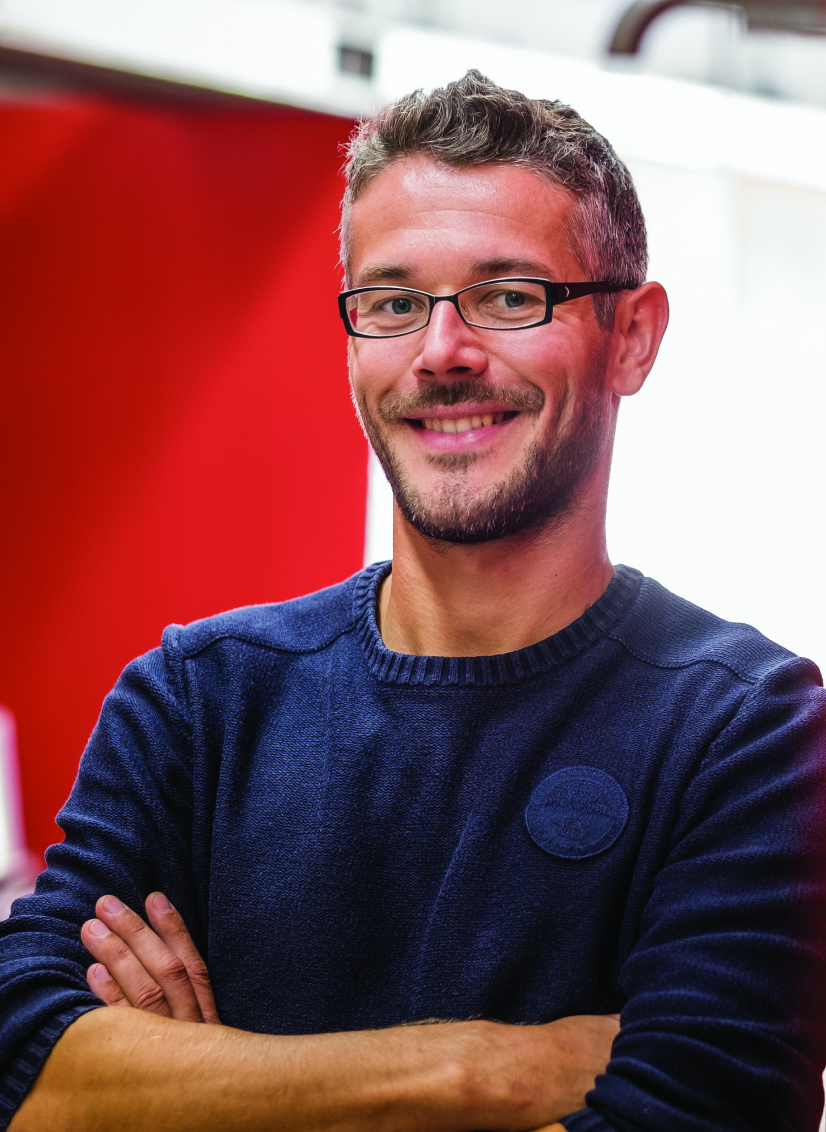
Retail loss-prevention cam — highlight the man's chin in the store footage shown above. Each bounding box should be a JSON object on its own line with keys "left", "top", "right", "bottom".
{"left": 402, "top": 516, "right": 543, "bottom": 546}
{"left": 362, "top": 391, "right": 607, "bottom": 548}
{"left": 391, "top": 464, "right": 577, "bottom": 546}
{"left": 396, "top": 496, "right": 568, "bottom": 546}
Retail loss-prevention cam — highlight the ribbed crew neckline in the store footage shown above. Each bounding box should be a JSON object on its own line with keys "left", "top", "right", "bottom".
{"left": 353, "top": 561, "right": 642, "bottom": 686}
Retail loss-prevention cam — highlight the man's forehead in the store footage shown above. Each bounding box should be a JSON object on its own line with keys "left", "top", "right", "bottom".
{"left": 347, "top": 156, "right": 580, "bottom": 282}
{"left": 353, "top": 154, "right": 572, "bottom": 216}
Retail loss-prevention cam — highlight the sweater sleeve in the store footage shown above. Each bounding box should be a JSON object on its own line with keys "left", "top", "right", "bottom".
{"left": 574, "top": 657, "right": 826, "bottom": 1132}
{"left": 0, "top": 629, "right": 197, "bottom": 1129}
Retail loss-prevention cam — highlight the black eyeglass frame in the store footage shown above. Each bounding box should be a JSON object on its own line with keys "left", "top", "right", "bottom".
{"left": 337, "top": 277, "right": 628, "bottom": 339}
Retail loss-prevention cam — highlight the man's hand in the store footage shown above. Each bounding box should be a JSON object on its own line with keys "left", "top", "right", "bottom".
{"left": 81, "top": 892, "right": 219, "bottom": 1023}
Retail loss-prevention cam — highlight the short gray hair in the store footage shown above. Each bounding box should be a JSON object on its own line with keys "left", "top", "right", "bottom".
{"left": 341, "top": 70, "right": 647, "bottom": 328}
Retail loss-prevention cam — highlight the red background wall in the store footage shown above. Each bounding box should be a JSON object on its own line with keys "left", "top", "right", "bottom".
{"left": 0, "top": 94, "right": 366, "bottom": 858}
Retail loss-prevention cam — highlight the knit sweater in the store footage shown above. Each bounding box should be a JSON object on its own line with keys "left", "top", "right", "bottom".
{"left": 1, "top": 563, "right": 825, "bottom": 1131}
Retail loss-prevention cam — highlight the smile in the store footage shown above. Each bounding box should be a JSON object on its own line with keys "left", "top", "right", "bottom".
{"left": 402, "top": 407, "right": 521, "bottom": 452}
{"left": 418, "top": 411, "right": 512, "bottom": 434}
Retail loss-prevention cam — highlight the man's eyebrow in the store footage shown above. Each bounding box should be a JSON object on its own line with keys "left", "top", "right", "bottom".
{"left": 352, "top": 258, "right": 558, "bottom": 288}
{"left": 353, "top": 264, "right": 416, "bottom": 286}
{"left": 471, "top": 258, "right": 556, "bottom": 279}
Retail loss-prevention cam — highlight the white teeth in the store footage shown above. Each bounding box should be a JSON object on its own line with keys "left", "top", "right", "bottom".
{"left": 419, "top": 411, "right": 511, "bottom": 433}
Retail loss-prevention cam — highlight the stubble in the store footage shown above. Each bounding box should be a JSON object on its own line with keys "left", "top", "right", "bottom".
{"left": 356, "top": 349, "right": 611, "bottom": 546}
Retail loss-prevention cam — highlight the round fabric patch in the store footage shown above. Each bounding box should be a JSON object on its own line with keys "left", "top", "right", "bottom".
{"left": 525, "top": 766, "right": 629, "bottom": 860}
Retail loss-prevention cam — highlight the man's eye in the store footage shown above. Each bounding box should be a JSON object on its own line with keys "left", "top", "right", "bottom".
{"left": 502, "top": 291, "right": 526, "bottom": 308}
{"left": 389, "top": 298, "right": 414, "bottom": 314}
{"left": 480, "top": 289, "right": 534, "bottom": 310}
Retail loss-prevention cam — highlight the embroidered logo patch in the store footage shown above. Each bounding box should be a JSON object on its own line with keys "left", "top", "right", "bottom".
{"left": 525, "top": 766, "right": 629, "bottom": 860}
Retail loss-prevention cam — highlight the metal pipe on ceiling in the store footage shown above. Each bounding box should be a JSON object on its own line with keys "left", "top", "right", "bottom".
{"left": 608, "top": 0, "right": 826, "bottom": 55}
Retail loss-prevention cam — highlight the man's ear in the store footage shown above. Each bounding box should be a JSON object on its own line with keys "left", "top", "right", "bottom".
{"left": 608, "top": 281, "right": 669, "bottom": 398}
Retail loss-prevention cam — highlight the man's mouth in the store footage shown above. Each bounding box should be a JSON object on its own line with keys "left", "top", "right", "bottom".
{"left": 415, "top": 411, "right": 516, "bottom": 435}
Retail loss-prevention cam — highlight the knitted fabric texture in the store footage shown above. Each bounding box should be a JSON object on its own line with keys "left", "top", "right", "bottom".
{"left": 1, "top": 564, "right": 825, "bottom": 1131}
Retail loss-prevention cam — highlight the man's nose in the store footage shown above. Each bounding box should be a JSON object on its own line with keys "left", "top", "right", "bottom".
{"left": 413, "top": 298, "right": 488, "bottom": 381}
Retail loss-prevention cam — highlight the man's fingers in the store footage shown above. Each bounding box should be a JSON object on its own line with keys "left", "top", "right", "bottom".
{"left": 86, "top": 961, "right": 130, "bottom": 1007}
{"left": 145, "top": 891, "right": 221, "bottom": 1024}
{"left": 87, "top": 895, "right": 204, "bottom": 1022}
{"left": 95, "top": 894, "right": 203, "bottom": 1021}
{"left": 81, "top": 916, "right": 173, "bottom": 1017}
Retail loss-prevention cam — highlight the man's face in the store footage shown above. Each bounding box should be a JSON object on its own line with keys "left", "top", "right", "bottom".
{"left": 346, "top": 157, "right": 615, "bottom": 544}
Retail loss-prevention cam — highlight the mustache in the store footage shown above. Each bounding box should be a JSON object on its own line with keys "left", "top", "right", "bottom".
{"left": 378, "top": 381, "right": 545, "bottom": 424}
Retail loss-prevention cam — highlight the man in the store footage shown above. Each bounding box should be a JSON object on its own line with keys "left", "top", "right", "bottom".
{"left": 1, "top": 70, "right": 825, "bottom": 1132}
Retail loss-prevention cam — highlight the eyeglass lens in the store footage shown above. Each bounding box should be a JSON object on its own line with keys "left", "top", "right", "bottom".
{"left": 346, "top": 280, "right": 548, "bottom": 336}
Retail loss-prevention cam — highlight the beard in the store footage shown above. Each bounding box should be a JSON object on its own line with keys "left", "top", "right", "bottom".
{"left": 357, "top": 350, "right": 611, "bottom": 546}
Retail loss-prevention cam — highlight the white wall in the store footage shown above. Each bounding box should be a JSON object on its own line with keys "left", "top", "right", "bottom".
{"left": 0, "top": 707, "right": 23, "bottom": 881}
{"left": 608, "top": 165, "right": 826, "bottom": 664}
{"left": 0, "top": 707, "right": 38, "bottom": 920}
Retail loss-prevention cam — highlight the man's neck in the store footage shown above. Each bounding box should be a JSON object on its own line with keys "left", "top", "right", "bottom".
{"left": 377, "top": 484, "right": 614, "bottom": 659}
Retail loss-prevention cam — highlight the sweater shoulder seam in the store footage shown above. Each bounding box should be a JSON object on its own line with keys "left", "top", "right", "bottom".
{"left": 606, "top": 630, "right": 760, "bottom": 686}
{"left": 177, "top": 620, "right": 357, "bottom": 662}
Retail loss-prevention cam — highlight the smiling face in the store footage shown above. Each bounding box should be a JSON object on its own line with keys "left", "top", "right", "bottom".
{"left": 346, "top": 156, "right": 617, "bottom": 544}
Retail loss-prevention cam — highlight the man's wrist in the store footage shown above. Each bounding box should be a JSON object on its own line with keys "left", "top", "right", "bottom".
{"left": 423, "top": 1019, "right": 575, "bottom": 1130}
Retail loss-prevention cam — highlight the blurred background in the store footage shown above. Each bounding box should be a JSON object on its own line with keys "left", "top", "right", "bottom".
{"left": 1, "top": 1, "right": 825, "bottom": 914}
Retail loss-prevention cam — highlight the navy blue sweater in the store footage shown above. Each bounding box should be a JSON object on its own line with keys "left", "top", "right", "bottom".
{"left": 1, "top": 564, "right": 826, "bottom": 1131}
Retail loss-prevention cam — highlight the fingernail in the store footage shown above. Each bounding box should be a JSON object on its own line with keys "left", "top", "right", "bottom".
{"left": 102, "top": 895, "right": 124, "bottom": 915}
{"left": 151, "top": 892, "right": 172, "bottom": 912}
{"left": 88, "top": 919, "right": 110, "bottom": 938}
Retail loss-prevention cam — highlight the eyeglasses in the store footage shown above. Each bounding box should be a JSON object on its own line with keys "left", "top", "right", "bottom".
{"left": 337, "top": 277, "right": 626, "bottom": 339}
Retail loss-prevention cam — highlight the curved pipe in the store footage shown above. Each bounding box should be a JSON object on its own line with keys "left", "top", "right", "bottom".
{"left": 608, "top": 0, "right": 692, "bottom": 54}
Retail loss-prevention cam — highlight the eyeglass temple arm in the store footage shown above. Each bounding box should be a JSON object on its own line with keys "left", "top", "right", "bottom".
{"left": 552, "top": 282, "right": 628, "bottom": 305}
